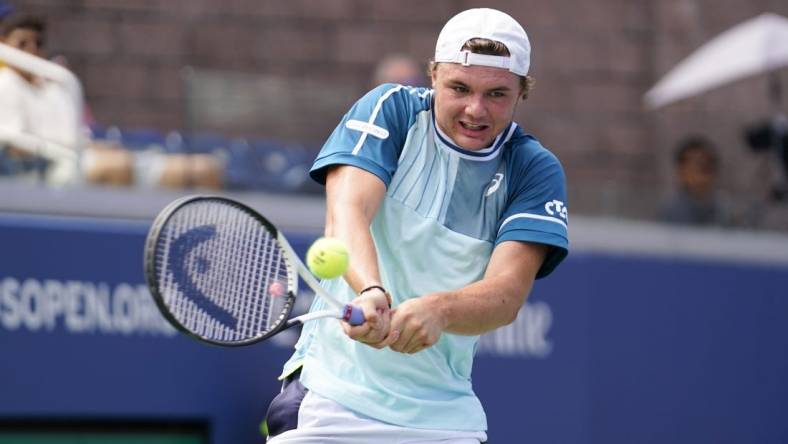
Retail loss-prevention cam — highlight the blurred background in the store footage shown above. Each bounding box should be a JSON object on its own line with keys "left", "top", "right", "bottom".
{"left": 1, "top": 0, "right": 788, "bottom": 443}
{"left": 0, "top": 0, "right": 787, "bottom": 227}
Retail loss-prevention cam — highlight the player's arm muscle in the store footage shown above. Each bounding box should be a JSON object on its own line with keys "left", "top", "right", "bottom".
{"left": 431, "top": 240, "right": 547, "bottom": 335}
{"left": 324, "top": 165, "right": 386, "bottom": 293}
{"left": 325, "top": 165, "right": 393, "bottom": 345}
{"left": 387, "top": 240, "right": 547, "bottom": 353}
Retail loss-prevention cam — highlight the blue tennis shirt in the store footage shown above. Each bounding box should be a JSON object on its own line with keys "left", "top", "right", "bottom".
{"left": 281, "top": 84, "right": 569, "bottom": 431}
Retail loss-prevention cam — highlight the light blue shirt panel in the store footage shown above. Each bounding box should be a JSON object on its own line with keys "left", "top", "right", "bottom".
{"left": 298, "top": 198, "right": 492, "bottom": 431}
{"left": 388, "top": 111, "right": 458, "bottom": 221}
{"left": 310, "top": 84, "right": 431, "bottom": 187}
{"left": 278, "top": 290, "right": 326, "bottom": 379}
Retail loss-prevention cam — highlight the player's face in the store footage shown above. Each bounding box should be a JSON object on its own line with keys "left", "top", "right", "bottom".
{"left": 3, "top": 28, "right": 43, "bottom": 56}
{"left": 431, "top": 63, "right": 523, "bottom": 151}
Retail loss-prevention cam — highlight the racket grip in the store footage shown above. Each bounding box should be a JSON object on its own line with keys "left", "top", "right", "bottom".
{"left": 342, "top": 304, "right": 365, "bottom": 326}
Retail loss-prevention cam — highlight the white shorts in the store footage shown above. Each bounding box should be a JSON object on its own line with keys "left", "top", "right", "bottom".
{"left": 267, "top": 390, "right": 487, "bottom": 444}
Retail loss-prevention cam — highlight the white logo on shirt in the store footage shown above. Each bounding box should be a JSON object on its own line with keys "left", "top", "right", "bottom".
{"left": 485, "top": 173, "right": 504, "bottom": 196}
{"left": 345, "top": 119, "right": 389, "bottom": 140}
{"left": 544, "top": 200, "right": 568, "bottom": 220}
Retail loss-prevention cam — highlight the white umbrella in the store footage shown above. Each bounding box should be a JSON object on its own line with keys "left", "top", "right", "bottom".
{"left": 644, "top": 13, "right": 788, "bottom": 109}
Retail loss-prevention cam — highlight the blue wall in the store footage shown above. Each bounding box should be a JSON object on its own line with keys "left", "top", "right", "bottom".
{"left": 1, "top": 214, "right": 786, "bottom": 443}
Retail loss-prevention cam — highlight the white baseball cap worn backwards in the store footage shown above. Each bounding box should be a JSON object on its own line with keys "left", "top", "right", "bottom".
{"left": 434, "top": 8, "right": 531, "bottom": 76}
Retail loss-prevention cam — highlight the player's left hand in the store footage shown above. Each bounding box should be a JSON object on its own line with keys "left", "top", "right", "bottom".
{"left": 387, "top": 295, "right": 446, "bottom": 354}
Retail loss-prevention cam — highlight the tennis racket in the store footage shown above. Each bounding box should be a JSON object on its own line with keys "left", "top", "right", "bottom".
{"left": 144, "top": 195, "right": 364, "bottom": 346}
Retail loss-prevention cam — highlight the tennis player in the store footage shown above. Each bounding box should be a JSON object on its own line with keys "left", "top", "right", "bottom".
{"left": 265, "top": 8, "right": 569, "bottom": 443}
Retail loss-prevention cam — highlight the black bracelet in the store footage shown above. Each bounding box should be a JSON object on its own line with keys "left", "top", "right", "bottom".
{"left": 360, "top": 285, "right": 386, "bottom": 295}
{"left": 360, "top": 285, "right": 391, "bottom": 308}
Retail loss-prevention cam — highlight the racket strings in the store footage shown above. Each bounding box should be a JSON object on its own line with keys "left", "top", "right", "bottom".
{"left": 154, "top": 201, "right": 292, "bottom": 343}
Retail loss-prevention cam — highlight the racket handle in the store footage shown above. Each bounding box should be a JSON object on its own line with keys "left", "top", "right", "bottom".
{"left": 342, "top": 304, "right": 365, "bottom": 326}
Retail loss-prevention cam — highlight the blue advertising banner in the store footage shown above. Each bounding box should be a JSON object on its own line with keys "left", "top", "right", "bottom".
{"left": 1, "top": 213, "right": 787, "bottom": 443}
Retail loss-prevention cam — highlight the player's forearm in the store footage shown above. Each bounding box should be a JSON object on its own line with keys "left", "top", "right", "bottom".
{"left": 325, "top": 216, "right": 382, "bottom": 293}
{"left": 324, "top": 166, "right": 387, "bottom": 293}
{"left": 426, "top": 274, "right": 531, "bottom": 336}
{"left": 427, "top": 240, "right": 547, "bottom": 336}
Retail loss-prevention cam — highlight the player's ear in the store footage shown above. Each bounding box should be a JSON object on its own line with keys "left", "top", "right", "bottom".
{"left": 429, "top": 61, "right": 439, "bottom": 88}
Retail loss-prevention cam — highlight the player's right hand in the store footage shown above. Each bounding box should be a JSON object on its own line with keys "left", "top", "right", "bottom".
{"left": 342, "top": 288, "right": 396, "bottom": 348}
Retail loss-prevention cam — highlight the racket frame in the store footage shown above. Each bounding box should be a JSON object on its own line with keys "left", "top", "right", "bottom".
{"left": 144, "top": 195, "right": 362, "bottom": 347}
{"left": 144, "top": 195, "right": 297, "bottom": 346}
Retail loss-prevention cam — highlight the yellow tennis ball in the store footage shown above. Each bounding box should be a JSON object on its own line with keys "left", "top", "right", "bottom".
{"left": 306, "top": 237, "right": 349, "bottom": 279}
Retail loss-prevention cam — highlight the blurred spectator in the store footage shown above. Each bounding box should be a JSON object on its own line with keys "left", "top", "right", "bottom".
{"left": 50, "top": 53, "right": 97, "bottom": 129}
{"left": 659, "top": 136, "right": 735, "bottom": 227}
{"left": 0, "top": 0, "right": 13, "bottom": 63}
{"left": 0, "top": 13, "right": 62, "bottom": 178}
{"left": 372, "top": 53, "right": 427, "bottom": 87}
{"left": 0, "top": 13, "right": 223, "bottom": 188}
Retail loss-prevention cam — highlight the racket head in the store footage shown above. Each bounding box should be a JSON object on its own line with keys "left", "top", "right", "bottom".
{"left": 144, "top": 195, "right": 297, "bottom": 346}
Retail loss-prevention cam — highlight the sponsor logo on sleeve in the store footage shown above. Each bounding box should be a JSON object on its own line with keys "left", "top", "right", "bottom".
{"left": 544, "top": 199, "right": 568, "bottom": 220}
{"left": 345, "top": 119, "right": 390, "bottom": 140}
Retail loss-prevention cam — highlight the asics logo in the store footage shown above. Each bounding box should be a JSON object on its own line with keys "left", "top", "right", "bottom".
{"left": 544, "top": 200, "right": 568, "bottom": 220}
{"left": 486, "top": 173, "right": 504, "bottom": 196}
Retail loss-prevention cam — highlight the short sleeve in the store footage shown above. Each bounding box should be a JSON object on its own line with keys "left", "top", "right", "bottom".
{"left": 310, "top": 84, "right": 424, "bottom": 187}
{"left": 497, "top": 146, "right": 569, "bottom": 279}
